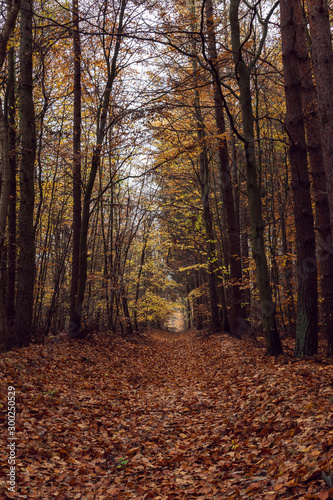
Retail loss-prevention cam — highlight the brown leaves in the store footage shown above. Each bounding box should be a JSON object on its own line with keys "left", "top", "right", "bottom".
{"left": 0, "top": 330, "right": 332, "bottom": 498}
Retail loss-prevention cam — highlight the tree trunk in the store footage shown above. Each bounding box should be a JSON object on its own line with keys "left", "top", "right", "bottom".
{"left": 15, "top": 0, "right": 36, "bottom": 348}
{"left": 0, "top": 0, "right": 21, "bottom": 70}
{"left": 70, "top": 0, "right": 126, "bottom": 337}
{"left": 186, "top": 282, "right": 192, "bottom": 329}
{"left": 120, "top": 283, "right": 133, "bottom": 335}
{"left": 69, "top": 0, "right": 82, "bottom": 327}
{"left": 240, "top": 195, "right": 251, "bottom": 318}
{"left": 0, "top": 105, "right": 9, "bottom": 350}
{"left": 303, "top": 0, "right": 333, "bottom": 356}
{"left": 280, "top": 184, "right": 296, "bottom": 334}
{"left": 194, "top": 90, "right": 220, "bottom": 331}
{"left": 133, "top": 222, "right": 152, "bottom": 332}
{"left": 205, "top": 0, "right": 246, "bottom": 336}
{"left": 306, "top": 0, "right": 333, "bottom": 240}
{"left": 0, "top": 0, "right": 20, "bottom": 350}
{"left": 6, "top": 44, "right": 17, "bottom": 344}
{"left": 195, "top": 267, "right": 204, "bottom": 330}
{"left": 229, "top": 0, "right": 283, "bottom": 355}
{"left": 280, "top": 0, "right": 318, "bottom": 356}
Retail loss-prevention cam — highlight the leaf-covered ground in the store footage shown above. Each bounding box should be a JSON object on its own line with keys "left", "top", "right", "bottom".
{"left": 1, "top": 330, "right": 333, "bottom": 499}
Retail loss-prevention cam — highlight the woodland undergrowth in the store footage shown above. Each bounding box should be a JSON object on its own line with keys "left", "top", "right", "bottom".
{"left": 0, "top": 330, "right": 333, "bottom": 499}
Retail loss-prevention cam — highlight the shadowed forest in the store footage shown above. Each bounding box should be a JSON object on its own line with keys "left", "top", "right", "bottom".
{"left": 1, "top": 0, "right": 333, "bottom": 498}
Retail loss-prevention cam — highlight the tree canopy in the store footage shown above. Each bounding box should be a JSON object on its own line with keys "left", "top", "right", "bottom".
{"left": 0, "top": 0, "right": 333, "bottom": 357}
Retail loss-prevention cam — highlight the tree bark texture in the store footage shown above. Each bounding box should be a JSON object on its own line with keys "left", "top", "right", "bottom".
{"left": 15, "top": 0, "right": 36, "bottom": 347}
{"left": 0, "top": 105, "right": 9, "bottom": 349}
{"left": 306, "top": 0, "right": 333, "bottom": 237}
{"left": 0, "top": 0, "right": 20, "bottom": 349}
{"left": 5, "top": 45, "right": 17, "bottom": 344}
{"left": 280, "top": 0, "right": 318, "bottom": 356}
{"left": 306, "top": 0, "right": 333, "bottom": 355}
{"left": 294, "top": 0, "right": 333, "bottom": 355}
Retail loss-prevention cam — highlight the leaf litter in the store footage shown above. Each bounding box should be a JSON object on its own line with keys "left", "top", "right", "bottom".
{"left": 0, "top": 330, "right": 333, "bottom": 499}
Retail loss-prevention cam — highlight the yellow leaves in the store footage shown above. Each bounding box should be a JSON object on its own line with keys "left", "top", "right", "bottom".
{"left": 178, "top": 263, "right": 206, "bottom": 272}
{"left": 230, "top": 439, "right": 239, "bottom": 450}
{"left": 136, "top": 291, "right": 176, "bottom": 324}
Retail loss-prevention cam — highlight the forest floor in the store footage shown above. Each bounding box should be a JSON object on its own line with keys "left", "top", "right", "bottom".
{"left": 1, "top": 329, "right": 333, "bottom": 500}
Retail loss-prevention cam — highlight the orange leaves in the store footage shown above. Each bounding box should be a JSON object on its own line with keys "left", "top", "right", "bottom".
{"left": 0, "top": 330, "right": 332, "bottom": 498}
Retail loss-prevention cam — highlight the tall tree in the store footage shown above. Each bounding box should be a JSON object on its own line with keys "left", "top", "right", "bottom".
{"left": 306, "top": 0, "right": 333, "bottom": 243}
{"left": 70, "top": 0, "right": 127, "bottom": 337}
{"left": 0, "top": 0, "right": 21, "bottom": 69}
{"left": 0, "top": 0, "right": 21, "bottom": 349}
{"left": 229, "top": 0, "right": 283, "bottom": 355}
{"left": 188, "top": 0, "right": 221, "bottom": 331}
{"left": 194, "top": 89, "right": 221, "bottom": 330}
{"left": 5, "top": 43, "right": 17, "bottom": 342}
{"left": 15, "top": 0, "right": 36, "bottom": 347}
{"left": 0, "top": 102, "right": 9, "bottom": 349}
{"left": 280, "top": 0, "right": 318, "bottom": 356}
{"left": 203, "top": 0, "right": 246, "bottom": 336}
{"left": 294, "top": 0, "right": 333, "bottom": 356}
{"left": 69, "top": 0, "right": 82, "bottom": 328}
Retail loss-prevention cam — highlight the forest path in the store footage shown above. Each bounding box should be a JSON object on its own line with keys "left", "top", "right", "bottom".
{"left": 0, "top": 330, "right": 332, "bottom": 499}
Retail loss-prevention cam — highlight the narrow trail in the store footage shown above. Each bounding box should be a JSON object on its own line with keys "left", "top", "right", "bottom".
{"left": 0, "top": 330, "right": 332, "bottom": 499}
{"left": 102, "top": 330, "right": 247, "bottom": 499}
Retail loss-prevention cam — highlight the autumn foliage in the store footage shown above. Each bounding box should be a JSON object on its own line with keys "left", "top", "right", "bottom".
{"left": 1, "top": 330, "right": 333, "bottom": 499}
{"left": 2, "top": 0, "right": 333, "bottom": 495}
